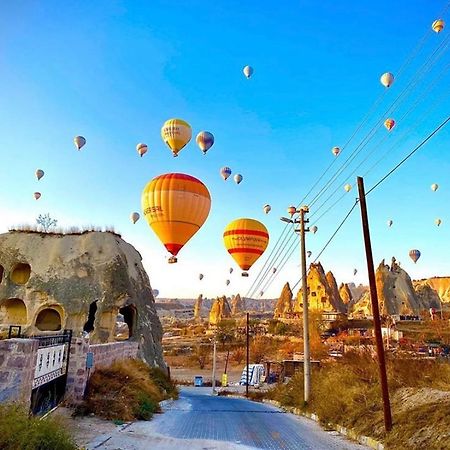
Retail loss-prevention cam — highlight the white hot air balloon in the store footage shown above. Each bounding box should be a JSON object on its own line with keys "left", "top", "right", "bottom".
{"left": 435, "top": 218, "right": 442, "bottom": 227}
{"left": 431, "top": 183, "right": 439, "bottom": 192}
{"left": 263, "top": 204, "right": 271, "bottom": 214}
{"left": 344, "top": 184, "right": 352, "bottom": 192}
{"left": 380, "top": 72, "right": 394, "bottom": 88}
{"left": 130, "top": 212, "right": 140, "bottom": 224}
{"left": 74, "top": 136, "right": 86, "bottom": 150}
{"left": 234, "top": 174, "right": 243, "bottom": 184}
{"left": 136, "top": 143, "right": 148, "bottom": 157}
{"left": 311, "top": 225, "right": 318, "bottom": 234}
{"left": 35, "top": 169, "right": 44, "bottom": 181}
{"left": 243, "top": 65, "right": 254, "bottom": 79}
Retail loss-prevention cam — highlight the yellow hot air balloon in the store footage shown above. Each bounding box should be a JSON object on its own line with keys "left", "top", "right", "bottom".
{"left": 384, "top": 118, "right": 395, "bottom": 131}
{"left": 380, "top": 72, "right": 394, "bottom": 88}
{"left": 223, "top": 218, "right": 269, "bottom": 276}
{"left": 161, "top": 119, "right": 192, "bottom": 157}
{"left": 142, "top": 173, "right": 211, "bottom": 262}
{"left": 432, "top": 19, "right": 445, "bottom": 33}
{"left": 344, "top": 184, "right": 352, "bottom": 192}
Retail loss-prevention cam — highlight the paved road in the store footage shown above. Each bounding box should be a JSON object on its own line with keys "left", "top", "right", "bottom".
{"left": 88, "top": 387, "right": 368, "bottom": 450}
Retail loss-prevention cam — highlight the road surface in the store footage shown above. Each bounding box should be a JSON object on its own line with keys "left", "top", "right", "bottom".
{"left": 88, "top": 387, "right": 368, "bottom": 450}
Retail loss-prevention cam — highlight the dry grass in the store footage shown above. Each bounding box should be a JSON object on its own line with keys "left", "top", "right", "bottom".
{"left": 9, "top": 224, "right": 121, "bottom": 237}
{"left": 80, "top": 359, "right": 177, "bottom": 422}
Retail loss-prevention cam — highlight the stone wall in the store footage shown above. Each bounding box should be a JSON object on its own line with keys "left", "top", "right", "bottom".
{"left": 0, "top": 338, "right": 38, "bottom": 407}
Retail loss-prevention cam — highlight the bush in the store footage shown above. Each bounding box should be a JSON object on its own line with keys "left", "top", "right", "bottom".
{"left": 0, "top": 403, "right": 76, "bottom": 450}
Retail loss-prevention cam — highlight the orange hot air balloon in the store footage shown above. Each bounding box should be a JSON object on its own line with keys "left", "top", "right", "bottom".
{"left": 223, "top": 218, "right": 269, "bottom": 276}
{"left": 384, "top": 118, "right": 395, "bottom": 131}
{"left": 141, "top": 173, "right": 211, "bottom": 262}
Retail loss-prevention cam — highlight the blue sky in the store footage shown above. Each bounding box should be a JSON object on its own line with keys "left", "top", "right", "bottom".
{"left": 0, "top": 1, "right": 449, "bottom": 299}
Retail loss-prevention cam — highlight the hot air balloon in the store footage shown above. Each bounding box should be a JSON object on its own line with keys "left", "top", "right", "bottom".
{"left": 263, "top": 204, "right": 271, "bottom": 214}
{"left": 34, "top": 192, "right": 41, "bottom": 200}
{"left": 35, "top": 169, "right": 44, "bottom": 181}
{"left": 387, "top": 219, "right": 393, "bottom": 227}
{"left": 409, "top": 249, "right": 421, "bottom": 263}
{"left": 259, "top": 291, "right": 264, "bottom": 297}
{"left": 272, "top": 268, "right": 277, "bottom": 274}
{"left": 220, "top": 167, "right": 232, "bottom": 180}
{"left": 344, "top": 184, "right": 352, "bottom": 192}
{"left": 307, "top": 251, "right": 312, "bottom": 258}
{"left": 435, "top": 218, "right": 442, "bottom": 227}
{"left": 311, "top": 225, "right": 318, "bottom": 234}
{"left": 161, "top": 119, "right": 192, "bottom": 157}
{"left": 141, "top": 173, "right": 211, "bottom": 262}
{"left": 332, "top": 146, "right": 341, "bottom": 156}
{"left": 226, "top": 279, "right": 230, "bottom": 286}
{"left": 223, "top": 218, "right": 269, "bottom": 276}
{"left": 229, "top": 267, "right": 233, "bottom": 274}
{"left": 196, "top": 131, "right": 214, "bottom": 155}
{"left": 431, "top": 183, "right": 439, "bottom": 192}
{"left": 199, "top": 274, "right": 204, "bottom": 281}
{"left": 384, "top": 119, "right": 395, "bottom": 131}
{"left": 152, "top": 289, "right": 159, "bottom": 298}
{"left": 432, "top": 19, "right": 445, "bottom": 33}
{"left": 353, "top": 269, "right": 358, "bottom": 276}
{"left": 136, "top": 143, "right": 148, "bottom": 157}
{"left": 380, "top": 72, "right": 394, "bottom": 88}
{"left": 130, "top": 212, "right": 140, "bottom": 224}
{"left": 243, "top": 65, "right": 253, "bottom": 79}
{"left": 287, "top": 206, "right": 297, "bottom": 217}
{"left": 74, "top": 136, "right": 86, "bottom": 150}
{"left": 234, "top": 174, "right": 243, "bottom": 184}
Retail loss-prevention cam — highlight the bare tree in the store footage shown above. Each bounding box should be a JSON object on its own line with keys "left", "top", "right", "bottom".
{"left": 36, "top": 213, "right": 58, "bottom": 232}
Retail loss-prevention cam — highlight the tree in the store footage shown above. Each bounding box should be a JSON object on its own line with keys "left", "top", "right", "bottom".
{"left": 36, "top": 213, "right": 58, "bottom": 232}
{"left": 190, "top": 345, "right": 210, "bottom": 369}
{"left": 231, "top": 347, "right": 245, "bottom": 365}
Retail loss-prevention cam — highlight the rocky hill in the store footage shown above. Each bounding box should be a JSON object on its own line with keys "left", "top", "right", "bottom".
{"left": 0, "top": 230, "right": 164, "bottom": 368}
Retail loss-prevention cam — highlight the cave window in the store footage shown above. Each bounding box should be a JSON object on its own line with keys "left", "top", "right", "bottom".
{"left": 83, "top": 301, "right": 98, "bottom": 333}
{"left": 35, "top": 308, "right": 62, "bottom": 331}
{"left": 119, "top": 304, "right": 137, "bottom": 339}
{"left": 11, "top": 263, "right": 31, "bottom": 285}
{"left": 0, "top": 298, "right": 27, "bottom": 324}
{"left": 311, "top": 292, "right": 317, "bottom": 297}
{"left": 0, "top": 265, "right": 3, "bottom": 283}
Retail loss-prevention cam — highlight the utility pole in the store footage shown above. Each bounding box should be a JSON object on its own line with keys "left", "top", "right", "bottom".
{"left": 212, "top": 336, "right": 217, "bottom": 395}
{"left": 246, "top": 312, "right": 249, "bottom": 398}
{"left": 357, "top": 176, "right": 392, "bottom": 432}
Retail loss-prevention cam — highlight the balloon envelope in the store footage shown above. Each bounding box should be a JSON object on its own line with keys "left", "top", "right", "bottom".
{"left": 384, "top": 118, "right": 395, "bottom": 131}
{"left": 223, "top": 218, "right": 269, "bottom": 273}
{"left": 435, "top": 218, "right": 442, "bottom": 226}
{"left": 380, "top": 72, "right": 394, "bottom": 88}
{"left": 220, "top": 167, "right": 232, "bottom": 180}
{"left": 130, "top": 212, "right": 140, "bottom": 224}
{"left": 287, "top": 206, "right": 296, "bottom": 216}
{"left": 35, "top": 169, "right": 44, "bottom": 181}
{"left": 263, "top": 204, "right": 271, "bottom": 214}
{"left": 354, "top": 269, "right": 358, "bottom": 276}
{"left": 34, "top": 192, "right": 41, "bottom": 200}
{"left": 226, "top": 279, "right": 230, "bottom": 286}
{"left": 307, "top": 251, "right": 312, "bottom": 258}
{"left": 409, "top": 249, "right": 421, "bottom": 263}
{"left": 229, "top": 267, "right": 233, "bottom": 274}
{"left": 74, "top": 136, "right": 86, "bottom": 150}
{"left": 199, "top": 274, "right": 204, "bottom": 280}
{"left": 234, "top": 174, "right": 243, "bottom": 184}
{"left": 432, "top": 19, "right": 445, "bottom": 33}
{"left": 387, "top": 220, "right": 393, "bottom": 227}
{"left": 142, "top": 173, "right": 211, "bottom": 258}
{"left": 152, "top": 289, "right": 159, "bottom": 298}
{"left": 431, "top": 183, "right": 439, "bottom": 192}
{"left": 196, "top": 131, "right": 214, "bottom": 154}
{"left": 344, "top": 184, "right": 352, "bottom": 192}
{"left": 161, "top": 119, "right": 192, "bottom": 157}
{"left": 311, "top": 225, "right": 318, "bottom": 234}
{"left": 332, "top": 146, "right": 340, "bottom": 156}
{"left": 243, "top": 65, "right": 253, "bottom": 78}
{"left": 136, "top": 143, "right": 148, "bottom": 157}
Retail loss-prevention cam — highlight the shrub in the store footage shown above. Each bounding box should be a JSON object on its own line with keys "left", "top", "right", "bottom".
{"left": 0, "top": 403, "right": 76, "bottom": 450}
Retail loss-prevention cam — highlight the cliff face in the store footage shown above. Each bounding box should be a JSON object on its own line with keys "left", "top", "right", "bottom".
{"left": 273, "top": 282, "right": 293, "bottom": 318}
{"left": 231, "top": 294, "right": 245, "bottom": 316}
{"left": 194, "top": 294, "right": 203, "bottom": 321}
{"left": 296, "top": 263, "right": 347, "bottom": 313}
{"left": 414, "top": 277, "right": 450, "bottom": 304}
{"left": 209, "top": 296, "right": 232, "bottom": 325}
{"left": 339, "top": 283, "right": 353, "bottom": 306}
{"left": 0, "top": 231, "right": 165, "bottom": 368}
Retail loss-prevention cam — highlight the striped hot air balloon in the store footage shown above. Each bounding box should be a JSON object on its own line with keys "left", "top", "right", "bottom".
{"left": 196, "top": 131, "right": 214, "bottom": 154}
{"left": 384, "top": 118, "right": 396, "bottom": 131}
{"left": 141, "top": 173, "right": 211, "bottom": 262}
{"left": 220, "top": 167, "right": 232, "bottom": 180}
{"left": 161, "top": 119, "right": 192, "bottom": 157}
{"left": 432, "top": 19, "right": 445, "bottom": 33}
{"left": 409, "top": 249, "right": 421, "bottom": 264}
{"left": 223, "top": 218, "right": 269, "bottom": 276}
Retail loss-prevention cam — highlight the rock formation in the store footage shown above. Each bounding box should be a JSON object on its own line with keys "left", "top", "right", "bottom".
{"left": 295, "top": 263, "right": 347, "bottom": 313}
{"left": 194, "top": 294, "right": 203, "bottom": 321}
{"left": 209, "top": 296, "right": 232, "bottom": 325}
{"left": 414, "top": 277, "right": 450, "bottom": 304}
{"left": 339, "top": 283, "right": 353, "bottom": 307}
{"left": 0, "top": 230, "right": 165, "bottom": 368}
{"left": 231, "top": 293, "right": 245, "bottom": 316}
{"left": 273, "top": 282, "right": 293, "bottom": 318}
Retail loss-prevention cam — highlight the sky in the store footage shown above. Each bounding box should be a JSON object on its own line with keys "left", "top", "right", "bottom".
{"left": 0, "top": 1, "right": 449, "bottom": 300}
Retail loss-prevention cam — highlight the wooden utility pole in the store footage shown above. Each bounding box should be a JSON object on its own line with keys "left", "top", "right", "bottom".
{"left": 357, "top": 176, "right": 392, "bottom": 432}
{"left": 246, "top": 312, "right": 250, "bottom": 398}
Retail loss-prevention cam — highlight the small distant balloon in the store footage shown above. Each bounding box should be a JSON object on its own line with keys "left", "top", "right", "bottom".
{"left": 380, "top": 72, "right": 394, "bottom": 88}
{"left": 152, "top": 289, "right": 159, "bottom": 298}
{"left": 344, "top": 184, "right": 352, "bottom": 192}
{"left": 243, "top": 65, "right": 254, "bottom": 79}
{"left": 431, "top": 183, "right": 439, "bottom": 192}
{"left": 409, "top": 249, "right": 421, "bottom": 264}
{"left": 287, "top": 206, "right": 297, "bottom": 217}
{"left": 34, "top": 192, "right": 41, "bottom": 200}
{"left": 259, "top": 291, "right": 264, "bottom": 297}
{"left": 226, "top": 279, "right": 230, "bottom": 286}
{"left": 130, "top": 212, "right": 140, "bottom": 224}
{"left": 35, "top": 169, "right": 44, "bottom": 181}
{"left": 196, "top": 131, "right": 214, "bottom": 155}
{"left": 74, "top": 136, "right": 86, "bottom": 150}
{"left": 234, "top": 174, "right": 243, "bottom": 184}
{"left": 199, "top": 273, "right": 204, "bottom": 281}
{"left": 307, "top": 251, "right": 312, "bottom": 258}
{"left": 311, "top": 225, "right": 318, "bottom": 234}
{"left": 263, "top": 204, "right": 271, "bottom": 214}
{"left": 384, "top": 118, "right": 395, "bottom": 131}
{"left": 432, "top": 19, "right": 445, "bottom": 33}
{"left": 272, "top": 268, "right": 277, "bottom": 274}
{"left": 353, "top": 268, "right": 358, "bottom": 276}
{"left": 332, "top": 147, "right": 341, "bottom": 156}
{"left": 229, "top": 267, "right": 233, "bottom": 274}
{"left": 435, "top": 218, "right": 442, "bottom": 227}
{"left": 136, "top": 143, "right": 148, "bottom": 157}
{"left": 220, "top": 167, "right": 232, "bottom": 180}
{"left": 387, "top": 219, "right": 393, "bottom": 227}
